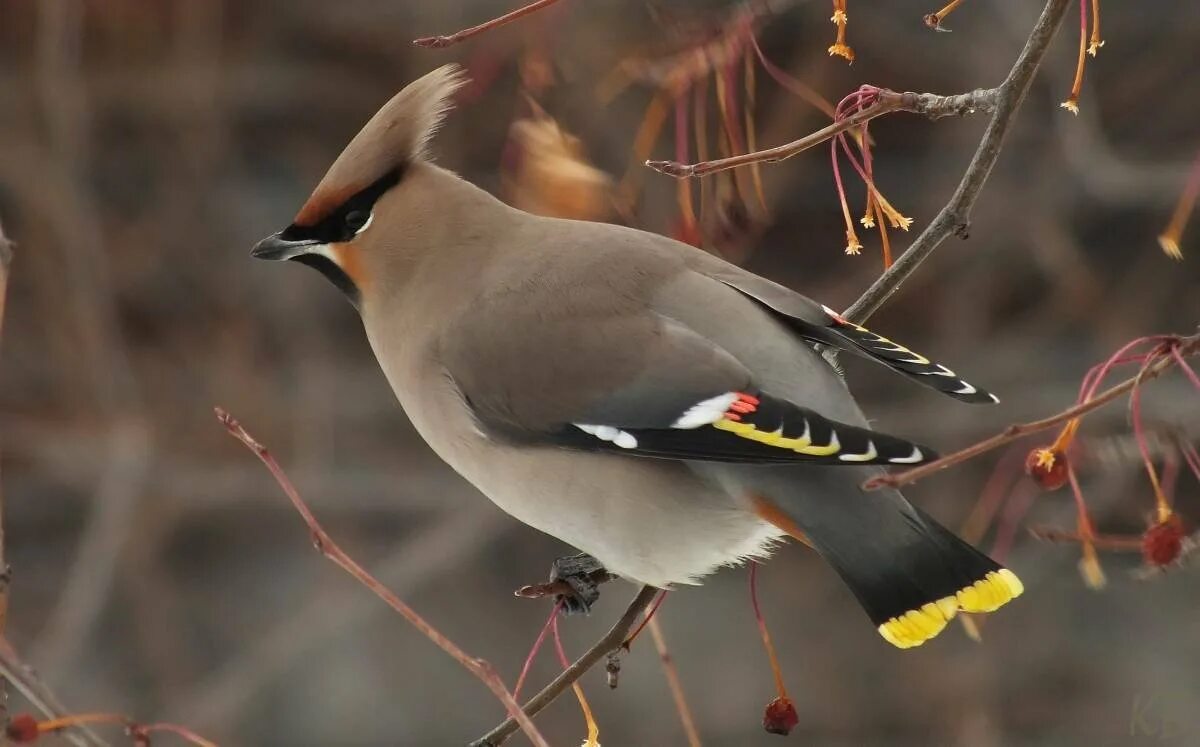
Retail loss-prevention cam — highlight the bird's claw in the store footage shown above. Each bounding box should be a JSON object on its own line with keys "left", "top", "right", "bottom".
{"left": 549, "top": 553, "right": 613, "bottom": 615}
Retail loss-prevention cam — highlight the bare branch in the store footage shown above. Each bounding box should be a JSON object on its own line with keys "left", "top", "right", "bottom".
{"left": 1027, "top": 526, "right": 1143, "bottom": 551}
{"left": 647, "top": 616, "right": 703, "bottom": 747}
{"left": 471, "top": 585, "right": 659, "bottom": 747}
{"left": 646, "top": 88, "right": 999, "bottom": 178}
{"left": 845, "top": 0, "right": 1073, "bottom": 323}
{"left": 413, "top": 0, "right": 564, "bottom": 49}
{"left": 215, "top": 408, "right": 550, "bottom": 747}
{"left": 865, "top": 333, "right": 1200, "bottom": 491}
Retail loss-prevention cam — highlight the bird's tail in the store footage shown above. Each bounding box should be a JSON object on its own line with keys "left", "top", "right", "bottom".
{"left": 748, "top": 468, "right": 1022, "bottom": 648}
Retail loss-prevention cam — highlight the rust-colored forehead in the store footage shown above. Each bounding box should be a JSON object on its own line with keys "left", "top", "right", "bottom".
{"left": 294, "top": 184, "right": 357, "bottom": 227}
{"left": 290, "top": 64, "right": 466, "bottom": 228}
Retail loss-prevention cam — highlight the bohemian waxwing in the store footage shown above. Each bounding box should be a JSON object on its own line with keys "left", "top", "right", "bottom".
{"left": 252, "top": 65, "right": 1022, "bottom": 649}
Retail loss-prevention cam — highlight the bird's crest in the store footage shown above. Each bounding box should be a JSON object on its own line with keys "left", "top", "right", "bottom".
{"left": 294, "top": 64, "right": 468, "bottom": 227}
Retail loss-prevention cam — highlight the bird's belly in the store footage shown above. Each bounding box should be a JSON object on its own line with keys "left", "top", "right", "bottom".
{"left": 368, "top": 340, "right": 781, "bottom": 587}
{"left": 435, "top": 429, "right": 781, "bottom": 587}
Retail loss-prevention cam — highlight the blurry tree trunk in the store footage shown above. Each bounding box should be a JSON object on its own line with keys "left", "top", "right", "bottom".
{"left": 0, "top": 218, "right": 14, "bottom": 725}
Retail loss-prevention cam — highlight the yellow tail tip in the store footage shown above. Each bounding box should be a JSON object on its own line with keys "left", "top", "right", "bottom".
{"left": 878, "top": 568, "right": 1023, "bottom": 649}
{"left": 958, "top": 569, "right": 1023, "bottom": 612}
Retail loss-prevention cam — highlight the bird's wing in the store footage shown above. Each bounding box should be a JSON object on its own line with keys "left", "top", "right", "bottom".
{"left": 439, "top": 290, "right": 937, "bottom": 467}
{"left": 694, "top": 260, "right": 999, "bottom": 404}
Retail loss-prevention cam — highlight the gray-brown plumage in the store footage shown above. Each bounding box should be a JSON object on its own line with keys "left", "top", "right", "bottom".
{"left": 252, "top": 65, "right": 1022, "bottom": 649}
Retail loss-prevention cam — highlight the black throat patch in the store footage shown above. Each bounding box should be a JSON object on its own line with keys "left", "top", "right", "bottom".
{"left": 292, "top": 254, "right": 361, "bottom": 310}
{"left": 279, "top": 167, "right": 404, "bottom": 307}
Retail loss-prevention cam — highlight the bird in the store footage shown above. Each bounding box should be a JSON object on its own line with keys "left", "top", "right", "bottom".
{"left": 251, "top": 64, "right": 1022, "bottom": 649}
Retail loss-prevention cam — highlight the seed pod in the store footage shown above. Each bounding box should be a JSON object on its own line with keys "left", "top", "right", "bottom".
{"left": 1025, "top": 447, "right": 1069, "bottom": 491}
{"left": 6, "top": 713, "right": 40, "bottom": 744}
{"left": 762, "top": 696, "right": 799, "bottom": 736}
{"left": 1142, "top": 514, "right": 1186, "bottom": 567}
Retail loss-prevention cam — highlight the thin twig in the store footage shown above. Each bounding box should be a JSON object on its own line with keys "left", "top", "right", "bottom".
{"left": 1027, "top": 526, "right": 1143, "bottom": 551}
{"left": 413, "top": 0, "right": 564, "bottom": 49}
{"left": 646, "top": 88, "right": 998, "bottom": 178}
{"left": 621, "top": 588, "right": 668, "bottom": 648}
{"left": 215, "top": 408, "right": 550, "bottom": 747}
{"left": 845, "top": 0, "right": 1073, "bottom": 323}
{"left": 925, "top": 0, "right": 968, "bottom": 31}
{"left": 865, "top": 334, "right": 1200, "bottom": 490}
{"left": 647, "top": 616, "right": 703, "bottom": 747}
{"left": 0, "top": 636, "right": 108, "bottom": 747}
{"left": 471, "top": 585, "right": 660, "bottom": 747}
{"left": 28, "top": 712, "right": 216, "bottom": 747}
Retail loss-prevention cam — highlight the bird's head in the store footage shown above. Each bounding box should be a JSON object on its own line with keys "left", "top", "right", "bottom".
{"left": 251, "top": 64, "right": 468, "bottom": 308}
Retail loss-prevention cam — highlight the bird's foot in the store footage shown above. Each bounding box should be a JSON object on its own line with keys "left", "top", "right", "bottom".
{"left": 552, "top": 553, "right": 614, "bottom": 614}
{"left": 513, "top": 553, "right": 614, "bottom": 615}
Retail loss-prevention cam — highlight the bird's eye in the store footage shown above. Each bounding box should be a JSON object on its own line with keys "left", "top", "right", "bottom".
{"left": 344, "top": 210, "right": 370, "bottom": 234}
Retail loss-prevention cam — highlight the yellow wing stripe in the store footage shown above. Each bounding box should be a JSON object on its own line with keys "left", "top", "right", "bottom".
{"left": 877, "top": 569, "right": 1023, "bottom": 649}
{"left": 848, "top": 323, "right": 932, "bottom": 365}
{"left": 713, "top": 418, "right": 841, "bottom": 456}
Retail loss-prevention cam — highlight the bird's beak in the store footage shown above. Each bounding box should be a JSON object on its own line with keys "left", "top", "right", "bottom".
{"left": 251, "top": 231, "right": 320, "bottom": 261}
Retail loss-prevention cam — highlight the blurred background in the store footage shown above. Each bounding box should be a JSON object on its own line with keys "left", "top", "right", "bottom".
{"left": 1, "top": 0, "right": 1199, "bottom": 745}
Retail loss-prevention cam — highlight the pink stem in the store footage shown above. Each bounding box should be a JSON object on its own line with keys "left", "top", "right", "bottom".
{"left": 551, "top": 614, "right": 569, "bottom": 668}
{"left": 1079, "top": 0, "right": 1088, "bottom": 58}
{"left": 1076, "top": 353, "right": 1156, "bottom": 403}
{"left": 1066, "top": 465, "right": 1096, "bottom": 537}
{"left": 1171, "top": 345, "right": 1200, "bottom": 391}
{"left": 1081, "top": 336, "right": 1170, "bottom": 403}
{"left": 721, "top": 60, "right": 745, "bottom": 154}
{"left": 830, "top": 137, "right": 851, "bottom": 222}
{"left": 623, "top": 589, "right": 669, "bottom": 646}
{"left": 836, "top": 131, "right": 877, "bottom": 189}
{"left": 514, "top": 600, "right": 562, "bottom": 699}
{"left": 961, "top": 445, "right": 1027, "bottom": 543}
{"left": 748, "top": 36, "right": 836, "bottom": 118}
{"left": 675, "top": 87, "right": 690, "bottom": 164}
{"left": 1162, "top": 447, "right": 1181, "bottom": 505}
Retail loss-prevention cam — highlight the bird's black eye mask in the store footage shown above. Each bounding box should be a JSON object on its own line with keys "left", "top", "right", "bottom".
{"left": 272, "top": 168, "right": 403, "bottom": 309}
{"left": 281, "top": 167, "right": 403, "bottom": 245}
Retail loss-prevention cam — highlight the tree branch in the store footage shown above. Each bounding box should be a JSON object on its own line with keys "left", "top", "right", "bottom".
{"left": 865, "top": 333, "right": 1200, "bottom": 490}
{"left": 0, "top": 218, "right": 11, "bottom": 730}
{"left": 471, "top": 585, "right": 659, "bottom": 747}
{"left": 646, "top": 616, "right": 703, "bottom": 747}
{"left": 646, "top": 88, "right": 999, "bottom": 178}
{"left": 215, "top": 408, "right": 550, "bottom": 747}
{"left": 413, "top": 0, "right": 565, "bottom": 49}
{"left": 844, "top": 0, "right": 1073, "bottom": 323}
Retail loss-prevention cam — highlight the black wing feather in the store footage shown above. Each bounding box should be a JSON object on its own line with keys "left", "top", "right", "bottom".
{"left": 812, "top": 315, "right": 999, "bottom": 404}
{"left": 552, "top": 391, "right": 938, "bottom": 467}
{"left": 706, "top": 273, "right": 998, "bottom": 404}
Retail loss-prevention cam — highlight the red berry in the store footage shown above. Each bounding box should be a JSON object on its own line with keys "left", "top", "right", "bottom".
{"left": 6, "top": 713, "right": 40, "bottom": 743}
{"left": 762, "top": 696, "right": 799, "bottom": 736}
{"left": 1142, "top": 515, "right": 1186, "bottom": 567}
{"left": 1025, "top": 447, "right": 1069, "bottom": 490}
